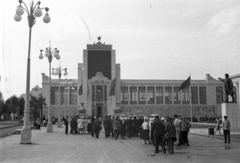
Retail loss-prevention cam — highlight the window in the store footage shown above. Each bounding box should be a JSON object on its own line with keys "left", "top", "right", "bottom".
{"left": 173, "top": 87, "right": 181, "bottom": 104}
{"left": 51, "top": 86, "right": 58, "bottom": 105}
{"left": 121, "top": 86, "right": 129, "bottom": 104}
{"left": 156, "top": 86, "right": 163, "bottom": 104}
{"left": 199, "top": 87, "right": 207, "bottom": 104}
{"left": 191, "top": 87, "right": 198, "bottom": 104}
{"left": 165, "top": 86, "right": 172, "bottom": 104}
{"left": 182, "top": 88, "right": 189, "bottom": 104}
{"left": 96, "top": 85, "right": 104, "bottom": 102}
{"left": 147, "top": 86, "right": 155, "bottom": 104}
{"left": 130, "top": 86, "right": 137, "bottom": 104}
{"left": 70, "top": 86, "right": 77, "bottom": 105}
{"left": 216, "top": 86, "right": 223, "bottom": 104}
{"left": 92, "top": 85, "right": 96, "bottom": 101}
{"left": 139, "top": 86, "right": 146, "bottom": 104}
{"left": 62, "top": 87, "right": 68, "bottom": 105}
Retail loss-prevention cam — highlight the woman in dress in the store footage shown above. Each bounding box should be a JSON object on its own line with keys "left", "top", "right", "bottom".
{"left": 142, "top": 117, "right": 150, "bottom": 144}
{"left": 77, "top": 118, "right": 84, "bottom": 134}
{"left": 214, "top": 117, "right": 221, "bottom": 134}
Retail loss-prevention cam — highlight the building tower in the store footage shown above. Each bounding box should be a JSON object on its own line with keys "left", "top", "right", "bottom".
{"left": 78, "top": 37, "right": 120, "bottom": 117}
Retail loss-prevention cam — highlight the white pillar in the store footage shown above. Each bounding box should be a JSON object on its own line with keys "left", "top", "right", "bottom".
{"left": 83, "top": 50, "right": 89, "bottom": 115}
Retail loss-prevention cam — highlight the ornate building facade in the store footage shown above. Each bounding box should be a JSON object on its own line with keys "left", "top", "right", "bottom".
{"left": 41, "top": 39, "right": 238, "bottom": 119}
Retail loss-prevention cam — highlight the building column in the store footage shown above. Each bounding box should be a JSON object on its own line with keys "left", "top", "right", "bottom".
{"left": 110, "top": 50, "right": 116, "bottom": 115}
{"left": 83, "top": 50, "right": 89, "bottom": 115}
{"left": 77, "top": 63, "right": 84, "bottom": 108}
{"left": 146, "top": 86, "right": 148, "bottom": 105}
{"left": 163, "top": 86, "right": 165, "bottom": 105}
{"left": 154, "top": 86, "right": 156, "bottom": 105}
{"left": 137, "top": 86, "right": 139, "bottom": 105}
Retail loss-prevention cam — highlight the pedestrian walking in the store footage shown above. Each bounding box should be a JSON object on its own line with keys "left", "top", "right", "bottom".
{"left": 127, "top": 116, "right": 133, "bottom": 138}
{"left": 93, "top": 117, "right": 102, "bottom": 138}
{"left": 120, "top": 117, "right": 127, "bottom": 139}
{"left": 214, "top": 117, "right": 221, "bottom": 134}
{"left": 152, "top": 116, "right": 166, "bottom": 154}
{"left": 91, "top": 115, "right": 95, "bottom": 137}
{"left": 223, "top": 116, "right": 231, "bottom": 143}
{"left": 165, "top": 117, "right": 176, "bottom": 154}
{"left": 173, "top": 115, "right": 181, "bottom": 145}
{"left": 77, "top": 117, "right": 84, "bottom": 134}
{"left": 83, "top": 117, "right": 88, "bottom": 134}
{"left": 113, "top": 116, "right": 121, "bottom": 140}
{"left": 142, "top": 117, "right": 150, "bottom": 144}
{"left": 103, "top": 116, "right": 112, "bottom": 137}
{"left": 64, "top": 116, "right": 69, "bottom": 134}
{"left": 178, "top": 117, "right": 191, "bottom": 146}
{"left": 87, "top": 117, "right": 92, "bottom": 134}
{"left": 1, "top": 114, "right": 4, "bottom": 121}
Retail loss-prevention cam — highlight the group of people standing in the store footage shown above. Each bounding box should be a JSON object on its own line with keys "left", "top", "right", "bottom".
{"left": 63, "top": 115, "right": 92, "bottom": 135}
{"left": 90, "top": 114, "right": 191, "bottom": 154}
{"left": 60, "top": 113, "right": 231, "bottom": 155}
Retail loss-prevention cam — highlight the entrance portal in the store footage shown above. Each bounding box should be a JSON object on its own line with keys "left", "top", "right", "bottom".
{"left": 96, "top": 103, "right": 103, "bottom": 118}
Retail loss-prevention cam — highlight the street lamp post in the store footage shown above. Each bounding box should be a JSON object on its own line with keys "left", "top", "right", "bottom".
{"left": 14, "top": 0, "right": 50, "bottom": 144}
{"left": 39, "top": 43, "right": 60, "bottom": 132}
{"left": 52, "top": 67, "right": 68, "bottom": 128}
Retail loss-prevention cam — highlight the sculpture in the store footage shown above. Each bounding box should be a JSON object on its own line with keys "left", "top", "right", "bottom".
{"left": 218, "top": 73, "right": 235, "bottom": 103}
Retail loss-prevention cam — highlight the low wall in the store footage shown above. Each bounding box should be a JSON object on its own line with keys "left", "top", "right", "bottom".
{"left": 222, "top": 103, "right": 240, "bottom": 131}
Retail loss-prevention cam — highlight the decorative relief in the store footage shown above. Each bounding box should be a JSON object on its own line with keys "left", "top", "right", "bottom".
{"left": 43, "top": 105, "right": 78, "bottom": 118}
{"left": 120, "top": 106, "right": 220, "bottom": 117}
{"left": 90, "top": 72, "right": 109, "bottom": 84}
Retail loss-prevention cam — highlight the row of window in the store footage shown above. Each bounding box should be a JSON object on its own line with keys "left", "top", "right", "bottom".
{"left": 121, "top": 86, "right": 224, "bottom": 105}
{"left": 51, "top": 86, "right": 77, "bottom": 105}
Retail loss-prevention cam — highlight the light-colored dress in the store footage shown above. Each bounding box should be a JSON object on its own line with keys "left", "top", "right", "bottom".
{"left": 77, "top": 119, "right": 84, "bottom": 129}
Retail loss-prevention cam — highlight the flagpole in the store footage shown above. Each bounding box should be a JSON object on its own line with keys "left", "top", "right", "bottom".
{"left": 189, "top": 83, "right": 193, "bottom": 122}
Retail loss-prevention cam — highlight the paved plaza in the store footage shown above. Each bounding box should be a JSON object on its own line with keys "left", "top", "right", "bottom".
{"left": 0, "top": 125, "right": 240, "bottom": 163}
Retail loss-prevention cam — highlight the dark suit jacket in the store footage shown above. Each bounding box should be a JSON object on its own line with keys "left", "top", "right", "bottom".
{"left": 152, "top": 119, "right": 165, "bottom": 136}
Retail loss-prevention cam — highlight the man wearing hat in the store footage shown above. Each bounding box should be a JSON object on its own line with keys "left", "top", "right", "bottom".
{"left": 127, "top": 116, "right": 133, "bottom": 138}
{"left": 152, "top": 116, "right": 166, "bottom": 154}
{"left": 222, "top": 116, "right": 231, "bottom": 143}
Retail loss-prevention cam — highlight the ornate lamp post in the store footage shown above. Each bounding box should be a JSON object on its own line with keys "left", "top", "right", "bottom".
{"left": 14, "top": 0, "right": 50, "bottom": 144}
{"left": 52, "top": 67, "right": 68, "bottom": 128}
{"left": 39, "top": 43, "right": 60, "bottom": 132}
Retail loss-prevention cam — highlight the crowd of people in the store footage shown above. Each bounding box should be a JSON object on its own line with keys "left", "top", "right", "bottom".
{"left": 39, "top": 113, "right": 231, "bottom": 154}
{"left": 59, "top": 114, "right": 192, "bottom": 154}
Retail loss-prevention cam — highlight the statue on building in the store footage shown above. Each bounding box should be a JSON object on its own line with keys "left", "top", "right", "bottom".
{"left": 218, "top": 73, "right": 235, "bottom": 103}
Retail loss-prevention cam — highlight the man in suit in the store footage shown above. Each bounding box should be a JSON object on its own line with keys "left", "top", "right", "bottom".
{"left": 64, "top": 116, "right": 69, "bottom": 134}
{"left": 152, "top": 116, "right": 166, "bottom": 154}
{"left": 127, "top": 116, "right": 134, "bottom": 138}
{"left": 91, "top": 115, "right": 95, "bottom": 137}
{"left": 93, "top": 116, "right": 102, "bottom": 138}
{"left": 103, "top": 115, "right": 111, "bottom": 137}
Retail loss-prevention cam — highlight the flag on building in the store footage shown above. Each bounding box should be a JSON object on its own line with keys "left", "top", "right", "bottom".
{"left": 109, "top": 78, "right": 116, "bottom": 96}
{"left": 78, "top": 80, "right": 83, "bottom": 96}
{"left": 178, "top": 76, "right": 191, "bottom": 91}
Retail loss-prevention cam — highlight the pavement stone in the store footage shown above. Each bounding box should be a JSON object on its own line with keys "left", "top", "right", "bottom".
{"left": 1, "top": 125, "right": 240, "bottom": 163}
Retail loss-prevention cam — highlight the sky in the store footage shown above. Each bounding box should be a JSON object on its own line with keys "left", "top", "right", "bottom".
{"left": 0, "top": 0, "right": 240, "bottom": 100}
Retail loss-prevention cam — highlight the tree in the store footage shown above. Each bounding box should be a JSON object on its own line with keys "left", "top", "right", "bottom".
{"left": 30, "top": 95, "right": 38, "bottom": 121}
{"left": 11, "top": 95, "right": 19, "bottom": 115}
{"left": 0, "top": 92, "right": 4, "bottom": 115}
{"left": 4, "top": 95, "right": 19, "bottom": 116}
{"left": 37, "top": 94, "right": 46, "bottom": 121}
{"left": 18, "top": 97, "right": 25, "bottom": 116}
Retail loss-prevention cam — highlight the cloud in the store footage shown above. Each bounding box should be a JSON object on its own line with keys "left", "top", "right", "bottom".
{"left": 208, "top": 5, "right": 240, "bottom": 34}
